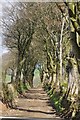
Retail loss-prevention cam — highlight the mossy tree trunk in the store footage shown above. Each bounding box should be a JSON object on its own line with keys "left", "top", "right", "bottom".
{"left": 66, "top": 2, "right": 80, "bottom": 117}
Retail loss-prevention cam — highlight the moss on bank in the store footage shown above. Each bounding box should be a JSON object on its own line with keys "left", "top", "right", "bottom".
{"left": 44, "top": 84, "right": 80, "bottom": 120}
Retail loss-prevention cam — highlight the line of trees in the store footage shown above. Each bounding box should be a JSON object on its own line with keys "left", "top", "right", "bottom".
{"left": 1, "top": 2, "right": 80, "bottom": 119}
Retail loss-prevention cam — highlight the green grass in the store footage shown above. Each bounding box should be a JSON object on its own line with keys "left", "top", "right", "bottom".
{"left": 34, "top": 69, "right": 40, "bottom": 76}
{"left": 45, "top": 85, "right": 64, "bottom": 112}
{"left": 50, "top": 93, "right": 63, "bottom": 112}
{"left": 33, "top": 69, "right": 41, "bottom": 87}
{"left": 5, "top": 74, "right": 11, "bottom": 83}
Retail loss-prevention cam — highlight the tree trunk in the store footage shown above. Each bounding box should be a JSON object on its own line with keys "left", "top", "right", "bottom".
{"left": 11, "top": 69, "right": 14, "bottom": 83}
{"left": 16, "top": 51, "right": 22, "bottom": 89}
{"left": 60, "top": 17, "right": 65, "bottom": 85}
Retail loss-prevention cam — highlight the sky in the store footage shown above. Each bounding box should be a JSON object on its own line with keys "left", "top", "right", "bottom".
{"left": 0, "top": 1, "right": 9, "bottom": 56}
{"left": 0, "top": 46, "right": 9, "bottom": 56}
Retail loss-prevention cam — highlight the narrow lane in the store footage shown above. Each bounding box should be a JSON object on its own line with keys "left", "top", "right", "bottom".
{"left": 2, "top": 87, "right": 64, "bottom": 120}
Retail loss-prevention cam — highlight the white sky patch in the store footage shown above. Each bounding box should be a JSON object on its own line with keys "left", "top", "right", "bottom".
{"left": 0, "top": 3, "right": 2, "bottom": 13}
{"left": 0, "top": 0, "right": 14, "bottom": 3}
{"left": 0, "top": 46, "right": 9, "bottom": 56}
{"left": 2, "top": 48, "right": 9, "bottom": 54}
{"left": 0, "top": 36, "right": 2, "bottom": 46}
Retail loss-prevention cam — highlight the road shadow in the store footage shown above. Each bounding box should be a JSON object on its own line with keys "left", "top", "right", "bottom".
{"left": 13, "top": 107, "right": 56, "bottom": 115}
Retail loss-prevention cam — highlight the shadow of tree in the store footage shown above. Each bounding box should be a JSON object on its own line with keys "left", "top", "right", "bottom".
{"left": 13, "top": 107, "right": 56, "bottom": 115}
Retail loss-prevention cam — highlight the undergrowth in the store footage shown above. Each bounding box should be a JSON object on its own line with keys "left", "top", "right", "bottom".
{"left": 44, "top": 83, "right": 80, "bottom": 120}
{"left": 17, "top": 82, "right": 31, "bottom": 94}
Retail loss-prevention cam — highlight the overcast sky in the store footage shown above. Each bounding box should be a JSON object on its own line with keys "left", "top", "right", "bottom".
{"left": 0, "top": 1, "right": 9, "bottom": 56}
